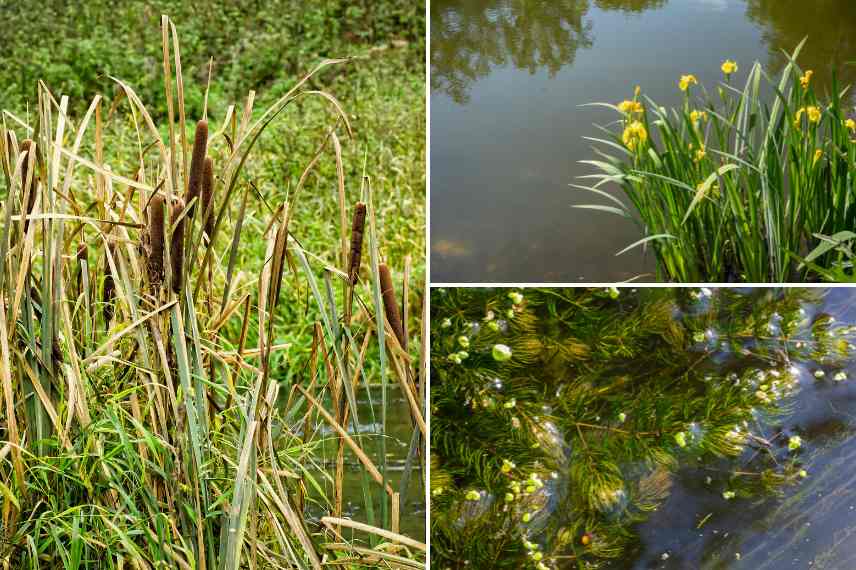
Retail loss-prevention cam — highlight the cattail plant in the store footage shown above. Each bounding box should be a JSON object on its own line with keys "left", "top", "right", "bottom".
{"left": 347, "top": 202, "right": 366, "bottom": 284}
{"left": 147, "top": 195, "right": 165, "bottom": 289}
{"left": 185, "top": 119, "right": 208, "bottom": 217}
{"left": 19, "top": 139, "right": 36, "bottom": 232}
{"left": 76, "top": 242, "right": 87, "bottom": 294}
{"left": 102, "top": 242, "right": 115, "bottom": 325}
{"left": 170, "top": 199, "right": 186, "bottom": 294}
{"left": 201, "top": 156, "right": 215, "bottom": 240}
{"left": 379, "top": 263, "right": 406, "bottom": 350}
{"left": 0, "top": 17, "right": 425, "bottom": 570}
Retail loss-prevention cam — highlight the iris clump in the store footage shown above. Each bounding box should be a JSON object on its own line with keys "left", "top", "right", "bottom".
{"left": 577, "top": 40, "right": 856, "bottom": 282}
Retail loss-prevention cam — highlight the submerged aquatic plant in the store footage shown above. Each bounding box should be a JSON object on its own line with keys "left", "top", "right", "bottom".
{"left": 577, "top": 40, "right": 856, "bottom": 282}
{"left": 0, "top": 15, "right": 425, "bottom": 568}
{"left": 431, "top": 287, "right": 850, "bottom": 568}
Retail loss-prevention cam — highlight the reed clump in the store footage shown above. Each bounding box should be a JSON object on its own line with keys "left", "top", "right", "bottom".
{"left": 0, "top": 15, "right": 425, "bottom": 569}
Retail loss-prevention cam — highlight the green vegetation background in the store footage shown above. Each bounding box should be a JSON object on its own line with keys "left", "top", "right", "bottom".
{"left": 1, "top": 0, "right": 426, "bottom": 378}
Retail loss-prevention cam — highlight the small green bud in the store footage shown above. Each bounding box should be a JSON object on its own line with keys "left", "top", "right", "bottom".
{"left": 493, "top": 344, "right": 512, "bottom": 362}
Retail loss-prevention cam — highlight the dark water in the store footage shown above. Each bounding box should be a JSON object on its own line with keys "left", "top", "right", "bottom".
{"left": 308, "top": 386, "right": 425, "bottom": 540}
{"left": 578, "top": 288, "right": 856, "bottom": 569}
{"left": 430, "top": 0, "right": 856, "bottom": 282}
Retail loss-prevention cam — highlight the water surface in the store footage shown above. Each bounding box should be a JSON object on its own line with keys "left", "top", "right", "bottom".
{"left": 608, "top": 288, "right": 856, "bottom": 568}
{"left": 431, "top": 0, "right": 856, "bottom": 282}
{"left": 306, "top": 386, "right": 425, "bottom": 540}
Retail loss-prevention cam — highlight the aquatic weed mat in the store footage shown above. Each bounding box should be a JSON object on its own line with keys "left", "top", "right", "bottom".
{"left": 430, "top": 287, "right": 856, "bottom": 569}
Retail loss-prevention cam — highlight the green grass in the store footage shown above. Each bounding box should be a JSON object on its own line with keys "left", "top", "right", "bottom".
{"left": 0, "top": 8, "right": 425, "bottom": 569}
{"left": 577, "top": 41, "right": 856, "bottom": 282}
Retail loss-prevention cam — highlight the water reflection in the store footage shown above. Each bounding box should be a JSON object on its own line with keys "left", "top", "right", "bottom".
{"left": 432, "top": 0, "right": 856, "bottom": 103}
{"left": 431, "top": 0, "right": 594, "bottom": 103}
{"left": 746, "top": 0, "right": 856, "bottom": 92}
{"left": 430, "top": 0, "right": 856, "bottom": 282}
{"left": 595, "top": 0, "right": 667, "bottom": 13}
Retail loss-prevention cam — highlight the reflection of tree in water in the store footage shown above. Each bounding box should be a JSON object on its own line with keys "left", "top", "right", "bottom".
{"left": 431, "top": 0, "right": 670, "bottom": 104}
{"left": 594, "top": 0, "right": 666, "bottom": 13}
{"left": 746, "top": 0, "right": 856, "bottom": 91}
{"left": 431, "top": 0, "right": 593, "bottom": 104}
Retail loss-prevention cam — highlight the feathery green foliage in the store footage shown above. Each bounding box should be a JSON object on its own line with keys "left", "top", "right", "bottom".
{"left": 430, "top": 287, "right": 852, "bottom": 568}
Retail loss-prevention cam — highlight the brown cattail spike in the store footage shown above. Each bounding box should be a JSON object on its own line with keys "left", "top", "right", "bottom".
{"left": 201, "top": 156, "right": 215, "bottom": 240}
{"left": 185, "top": 120, "right": 209, "bottom": 217}
{"left": 170, "top": 200, "right": 186, "bottom": 294}
{"left": 103, "top": 243, "right": 116, "bottom": 324}
{"left": 347, "top": 202, "right": 367, "bottom": 285}
{"left": 379, "top": 264, "right": 406, "bottom": 350}
{"left": 147, "top": 195, "right": 166, "bottom": 289}
{"left": 20, "top": 139, "right": 36, "bottom": 232}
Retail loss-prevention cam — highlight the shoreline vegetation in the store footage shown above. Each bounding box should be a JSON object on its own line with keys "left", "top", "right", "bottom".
{"left": 0, "top": 11, "right": 425, "bottom": 569}
{"left": 577, "top": 40, "right": 856, "bottom": 283}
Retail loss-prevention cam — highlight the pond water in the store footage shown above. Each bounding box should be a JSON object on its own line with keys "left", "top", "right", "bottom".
{"left": 305, "top": 386, "right": 425, "bottom": 540}
{"left": 607, "top": 288, "right": 856, "bottom": 568}
{"left": 430, "top": 0, "right": 856, "bottom": 282}
{"left": 430, "top": 287, "right": 856, "bottom": 568}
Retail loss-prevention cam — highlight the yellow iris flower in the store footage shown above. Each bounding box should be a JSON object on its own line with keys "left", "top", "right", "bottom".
{"left": 721, "top": 60, "right": 738, "bottom": 75}
{"left": 800, "top": 70, "right": 814, "bottom": 89}
{"left": 807, "top": 106, "right": 821, "bottom": 123}
{"left": 794, "top": 106, "right": 822, "bottom": 127}
{"left": 813, "top": 149, "right": 823, "bottom": 165}
{"left": 690, "top": 110, "right": 708, "bottom": 124}
{"left": 622, "top": 121, "right": 648, "bottom": 151}
{"left": 845, "top": 118, "right": 856, "bottom": 133}
{"left": 617, "top": 100, "right": 644, "bottom": 115}
{"left": 679, "top": 74, "right": 698, "bottom": 92}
